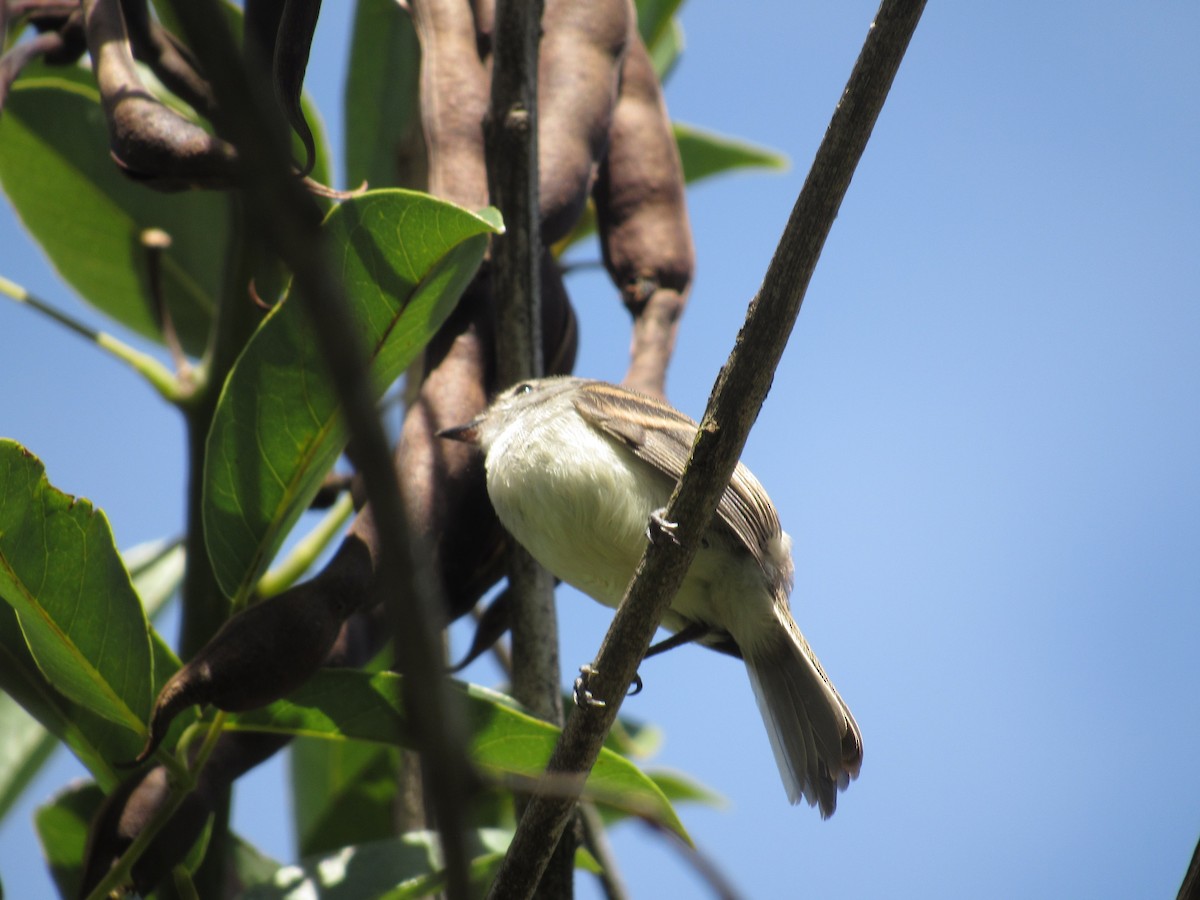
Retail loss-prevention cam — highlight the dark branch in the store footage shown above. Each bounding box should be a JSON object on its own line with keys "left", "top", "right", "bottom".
{"left": 484, "top": 0, "right": 579, "bottom": 895}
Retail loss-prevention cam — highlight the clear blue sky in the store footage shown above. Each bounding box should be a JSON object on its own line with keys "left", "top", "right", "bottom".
{"left": 2, "top": 2, "right": 1198, "bottom": 897}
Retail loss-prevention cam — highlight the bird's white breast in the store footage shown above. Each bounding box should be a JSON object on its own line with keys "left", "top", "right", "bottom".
{"left": 481, "top": 400, "right": 788, "bottom": 650}
{"left": 484, "top": 409, "right": 667, "bottom": 608}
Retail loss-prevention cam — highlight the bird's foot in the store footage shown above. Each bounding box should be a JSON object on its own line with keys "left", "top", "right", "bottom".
{"left": 572, "top": 664, "right": 645, "bottom": 708}
{"left": 647, "top": 507, "right": 680, "bottom": 544}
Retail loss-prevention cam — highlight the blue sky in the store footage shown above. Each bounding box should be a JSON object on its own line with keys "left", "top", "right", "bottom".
{"left": 2, "top": 2, "right": 1198, "bottom": 897}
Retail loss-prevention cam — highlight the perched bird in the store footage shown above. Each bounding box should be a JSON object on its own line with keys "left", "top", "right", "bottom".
{"left": 440, "top": 376, "right": 862, "bottom": 815}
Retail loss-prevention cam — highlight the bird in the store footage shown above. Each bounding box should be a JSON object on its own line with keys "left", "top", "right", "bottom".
{"left": 439, "top": 375, "right": 862, "bottom": 816}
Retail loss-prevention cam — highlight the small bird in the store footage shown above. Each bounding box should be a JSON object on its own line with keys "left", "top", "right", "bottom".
{"left": 439, "top": 376, "right": 862, "bottom": 816}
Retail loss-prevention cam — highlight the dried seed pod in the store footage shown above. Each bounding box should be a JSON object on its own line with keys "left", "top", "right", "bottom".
{"left": 121, "top": 0, "right": 218, "bottom": 118}
{"left": 0, "top": 30, "right": 65, "bottom": 110}
{"left": 80, "top": 731, "right": 288, "bottom": 897}
{"left": 356, "top": 276, "right": 502, "bottom": 624}
{"left": 137, "top": 536, "right": 372, "bottom": 762}
{"left": 81, "top": 605, "right": 384, "bottom": 897}
{"left": 449, "top": 584, "right": 512, "bottom": 671}
{"left": 593, "top": 24, "right": 694, "bottom": 398}
{"left": 244, "top": 0, "right": 324, "bottom": 177}
{"left": 411, "top": 0, "right": 491, "bottom": 209}
{"left": 352, "top": 254, "right": 576, "bottom": 626}
{"left": 0, "top": 8, "right": 88, "bottom": 111}
{"left": 83, "top": 0, "right": 238, "bottom": 189}
{"left": 536, "top": 0, "right": 630, "bottom": 243}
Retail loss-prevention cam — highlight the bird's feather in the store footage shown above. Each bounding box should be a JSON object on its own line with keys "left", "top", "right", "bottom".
{"left": 571, "top": 380, "right": 784, "bottom": 577}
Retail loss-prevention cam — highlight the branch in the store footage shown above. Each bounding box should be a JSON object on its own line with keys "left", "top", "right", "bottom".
{"left": 485, "top": 0, "right": 559, "bottom": 725}
{"left": 484, "top": 1, "right": 579, "bottom": 894}
{"left": 160, "top": 3, "right": 476, "bottom": 896}
{"left": 485, "top": 1, "right": 927, "bottom": 895}
{"left": 0, "top": 274, "right": 180, "bottom": 402}
{"left": 1179, "top": 832, "right": 1200, "bottom": 900}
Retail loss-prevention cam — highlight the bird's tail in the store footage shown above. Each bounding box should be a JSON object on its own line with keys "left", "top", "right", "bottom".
{"left": 743, "top": 609, "right": 862, "bottom": 817}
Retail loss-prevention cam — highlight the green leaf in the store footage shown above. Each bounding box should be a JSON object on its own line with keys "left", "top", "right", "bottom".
{"left": 0, "top": 603, "right": 124, "bottom": 789}
{"left": 203, "top": 190, "right": 501, "bottom": 600}
{"left": 636, "top": 0, "right": 684, "bottom": 50}
{"left": 242, "top": 831, "right": 509, "bottom": 900}
{"left": 344, "top": 0, "right": 423, "bottom": 190}
{"left": 566, "top": 696, "right": 663, "bottom": 759}
{"left": 0, "top": 601, "right": 185, "bottom": 791}
{"left": 231, "top": 834, "right": 283, "bottom": 891}
{"left": 0, "top": 471, "right": 189, "bottom": 792}
{"left": 124, "top": 538, "right": 186, "bottom": 619}
{"left": 0, "top": 77, "right": 229, "bottom": 356}
{"left": 33, "top": 780, "right": 273, "bottom": 900}
{"left": 648, "top": 17, "right": 685, "bottom": 81}
{"left": 0, "top": 539, "right": 182, "bottom": 809}
{"left": 257, "top": 492, "right": 355, "bottom": 599}
{"left": 673, "top": 121, "right": 789, "bottom": 185}
{"left": 0, "top": 441, "right": 153, "bottom": 737}
{"left": 35, "top": 780, "right": 105, "bottom": 900}
{"left": 0, "top": 691, "right": 57, "bottom": 824}
{"left": 649, "top": 769, "right": 725, "bottom": 809}
{"left": 222, "top": 671, "right": 688, "bottom": 841}
{"left": 290, "top": 737, "right": 401, "bottom": 858}
{"left": 636, "top": 0, "right": 686, "bottom": 79}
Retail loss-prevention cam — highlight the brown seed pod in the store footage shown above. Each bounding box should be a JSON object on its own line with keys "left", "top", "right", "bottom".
{"left": 593, "top": 24, "right": 695, "bottom": 398}
{"left": 80, "top": 731, "right": 288, "bottom": 898}
{"left": 0, "top": 30, "right": 65, "bottom": 111}
{"left": 136, "top": 536, "right": 373, "bottom": 762}
{"left": 352, "top": 255, "right": 576, "bottom": 624}
{"left": 536, "top": 0, "right": 630, "bottom": 244}
{"left": 121, "top": 0, "right": 218, "bottom": 119}
{"left": 81, "top": 606, "right": 385, "bottom": 897}
{"left": 241, "top": 0, "right": 322, "bottom": 176}
{"left": 411, "top": 0, "right": 491, "bottom": 209}
{"left": 83, "top": 0, "right": 238, "bottom": 189}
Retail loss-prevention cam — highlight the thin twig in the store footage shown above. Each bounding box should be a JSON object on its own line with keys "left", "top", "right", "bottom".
{"left": 484, "top": 1, "right": 927, "bottom": 896}
{"left": 579, "top": 804, "right": 630, "bottom": 900}
{"left": 479, "top": 632, "right": 627, "bottom": 900}
{"left": 646, "top": 821, "right": 743, "bottom": 900}
{"left": 140, "top": 227, "right": 191, "bottom": 381}
{"left": 0, "top": 274, "right": 181, "bottom": 402}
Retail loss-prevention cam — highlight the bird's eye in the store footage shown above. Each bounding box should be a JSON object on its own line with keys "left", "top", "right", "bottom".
{"left": 514, "top": 382, "right": 533, "bottom": 396}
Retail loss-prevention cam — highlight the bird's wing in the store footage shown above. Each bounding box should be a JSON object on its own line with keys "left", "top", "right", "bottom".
{"left": 572, "top": 381, "right": 783, "bottom": 570}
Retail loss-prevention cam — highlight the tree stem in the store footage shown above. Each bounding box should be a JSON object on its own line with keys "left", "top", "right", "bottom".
{"left": 484, "top": 0, "right": 579, "bottom": 895}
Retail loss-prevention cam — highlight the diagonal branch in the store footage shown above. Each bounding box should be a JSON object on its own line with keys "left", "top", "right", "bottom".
{"left": 484, "top": 1, "right": 927, "bottom": 896}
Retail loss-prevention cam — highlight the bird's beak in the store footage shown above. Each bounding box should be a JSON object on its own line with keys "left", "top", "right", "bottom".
{"left": 436, "top": 419, "right": 482, "bottom": 444}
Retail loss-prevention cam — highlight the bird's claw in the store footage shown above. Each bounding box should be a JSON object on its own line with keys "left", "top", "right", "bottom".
{"left": 572, "top": 665, "right": 645, "bottom": 708}
{"left": 628, "top": 672, "right": 644, "bottom": 697}
{"left": 573, "top": 664, "right": 607, "bottom": 708}
{"left": 647, "top": 507, "right": 680, "bottom": 544}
